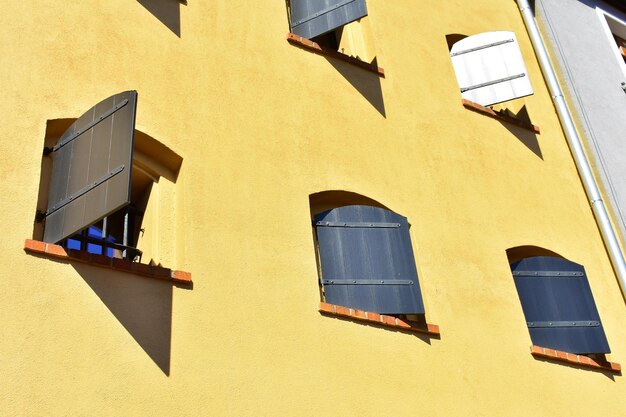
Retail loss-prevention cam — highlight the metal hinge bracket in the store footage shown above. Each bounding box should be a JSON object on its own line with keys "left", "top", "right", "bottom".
{"left": 322, "top": 279, "right": 413, "bottom": 285}
{"left": 48, "top": 99, "right": 129, "bottom": 154}
{"left": 314, "top": 221, "right": 400, "bottom": 228}
{"left": 42, "top": 165, "right": 125, "bottom": 218}
{"left": 527, "top": 320, "right": 599, "bottom": 328}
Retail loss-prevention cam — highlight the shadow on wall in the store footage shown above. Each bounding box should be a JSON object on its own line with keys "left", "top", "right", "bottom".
{"left": 499, "top": 106, "right": 543, "bottom": 159}
{"left": 137, "top": 0, "right": 186, "bottom": 37}
{"left": 506, "top": 245, "right": 564, "bottom": 264}
{"left": 73, "top": 263, "right": 180, "bottom": 375}
{"left": 324, "top": 57, "right": 386, "bottom": 117}
{"left": 309, "top": 190, "right": 390, "bottom": 217}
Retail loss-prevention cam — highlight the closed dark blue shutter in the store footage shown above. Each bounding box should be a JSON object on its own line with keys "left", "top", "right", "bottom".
{"left": 43, "top": 91, "right": 137, "bottom": 244}
{"left": 314, "top": 205, "right": 425, "bottom": 314}
{"left": 511, "top": 256, "right": 610, "bottom": 354}
{"left": 290, "top": 0, "right": 368, "bottom": 40}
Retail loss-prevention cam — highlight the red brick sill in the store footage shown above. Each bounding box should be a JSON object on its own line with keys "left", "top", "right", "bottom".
{"left": 462, "top": 99, "right": 541, "bottom": 134}
{"left": 24, "top": 239, "right": 192, "bottom": 285}
{"left": 319, "top": 302, "right": 440, "bottom": 336}
{"left": 531, "top": 345, "right": 621, "bottom": 374}
{"left": 287, "top": 33, "right": 385, "bottom": 77}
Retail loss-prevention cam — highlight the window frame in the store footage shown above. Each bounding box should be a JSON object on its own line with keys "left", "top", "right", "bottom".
{"left": 34, "top": 93, "right": 182, "bottom": 264}
{"left": 595, "top": 6, "right": 626, "bottom": 80}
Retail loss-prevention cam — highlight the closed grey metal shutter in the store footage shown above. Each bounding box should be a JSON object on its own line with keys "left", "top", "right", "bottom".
{"left": 290, "top": 0, "right": 368, "bottom": 40}
{"left": 43, "top": 91, "right": 137, "bottom": 244}
{"left": 314, "top": 205, "right": 425, "bottom": 314}
{"left": 511, "top": 256, "right": 610, "bottom": 354}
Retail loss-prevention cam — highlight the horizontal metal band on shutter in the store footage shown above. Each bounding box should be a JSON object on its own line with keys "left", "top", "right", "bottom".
{"left": 450, "top": 38, "right": 514, "bottom": 57}
{"left": 43, "top": 165, "right": 125, "bottom": 217}
{"left": 512, "top": 271, "right": 585, "bottom": 277}
{"left": 527, "top": 321, "right": 600, "bottom": 328}
{"left": 291, "top": 0, "right": 362, "bottom": 27}
{"left": 322, "top": 279, "right": 414, "bottom": 285}
{"left": 314, "top": 221, "right": 401, "bottom": 228}
{"left": 460, "top": 73, "right": 526, "bottom": 93}
{"left": 50, "top": 99, "right": 130, "bottom": 153}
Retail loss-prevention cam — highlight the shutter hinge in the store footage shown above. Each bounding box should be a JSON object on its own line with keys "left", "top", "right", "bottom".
{"left": 322, "top": 279, "right": 413, "bottom": 285}
{"left": 314, "top": 221, "right": 400, "bottom": 228}
{"left": 527, "top": 320, "right": 599, "bottom": 328}
{"left": 35, "top": 210, "right": 46, "bottom": 222}
{"left": 42, "top": 165, "right": 125, "bottom": 218}
{"left": 48, "top": 99, "right": 129, "bottom": 154}
{"left": 460, "top": 73, "right": 526, "bottom": 93}
{"left": 513, "top": 271, "right": 585, "bottom": 277}
{"left": 450, "top": 38, "right": 514, "bottom": 57}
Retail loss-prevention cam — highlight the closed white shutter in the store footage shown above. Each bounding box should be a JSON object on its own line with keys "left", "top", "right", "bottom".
{"left": 450, "top": 31, "right": 533, "bottom": 106}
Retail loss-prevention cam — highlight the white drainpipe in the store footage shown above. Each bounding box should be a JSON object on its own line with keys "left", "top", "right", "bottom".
{"left": 517, "top": 0, "right": 626, "bottom": 300}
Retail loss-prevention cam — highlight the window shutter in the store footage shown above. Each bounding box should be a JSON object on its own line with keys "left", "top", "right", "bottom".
{"left": 450, "top": 31, "right": 533, "bottom": 107}
{"left": 511, "top": 256, "right": 610, "bottom": 354}
{"left": 43, "top": 91, "right": 137, "bottom": 244}
{"left": 290, "top": 0, "right": 368, "bottom": 40}
{"left": 314, "top": 205, "right": 425, "bottom": 314}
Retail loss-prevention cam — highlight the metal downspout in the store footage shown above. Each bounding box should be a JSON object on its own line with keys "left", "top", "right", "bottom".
{"left": 517, "top": 0, "right": 626, "bottom": 300}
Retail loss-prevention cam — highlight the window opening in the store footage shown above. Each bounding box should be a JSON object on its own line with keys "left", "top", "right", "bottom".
{"left": 310, "top": 192, "right": 425, "bottom": 315}
{"left": 449, "top": 31, "right": 534, "bottom": 107}
{"left": 34, "top": 91, "right": 182, "bottom": 264}
{"left": 507, "top": 247, "right": 611, "bottom": 356}
{"left": 287, "top": 0, "right": 377, "bottom": 68}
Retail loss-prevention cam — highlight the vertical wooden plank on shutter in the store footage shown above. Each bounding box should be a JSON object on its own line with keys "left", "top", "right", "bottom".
{"left": 43, "top": 91, "right": 137, "bottom": 244}
{"left": 511, "top": 256, "right": 610, "bottom": 354}
{"left": 290, "top": 0, "right": 368, "bottom": 40}
{"left": 314, "top": 205, "right": 425, "bottom": 314}
{"left": 450, "top": 31, "right": 533, "bottom": 106}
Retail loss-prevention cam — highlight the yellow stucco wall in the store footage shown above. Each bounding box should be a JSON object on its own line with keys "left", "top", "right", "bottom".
{"left": 1, "top": 0, "right": 626, "bottom": 415}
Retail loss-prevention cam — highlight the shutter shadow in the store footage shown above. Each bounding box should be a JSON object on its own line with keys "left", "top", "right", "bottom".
{"left": 137, "top": 0, "right": 184, "bottom": 37}
{"left": 72, "top": 263, "right": 175, "bottom": 375}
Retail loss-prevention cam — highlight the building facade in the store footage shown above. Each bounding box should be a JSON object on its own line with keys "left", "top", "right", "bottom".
{"left": 2, "top": 0, "right": 626, "bottom": 415}
{"left": 535, "top": 0, "right": 626, "bottom": 249}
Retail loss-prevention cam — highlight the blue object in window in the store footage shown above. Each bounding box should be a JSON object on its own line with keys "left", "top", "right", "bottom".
{"left": 66, "top": 225, "right": 117, "bottom": 257}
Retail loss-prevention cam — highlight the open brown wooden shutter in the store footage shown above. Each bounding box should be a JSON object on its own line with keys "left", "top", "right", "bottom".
{"left": 314, "top": 205, "right": 425, "bottom": 314}
{"left": 290, "top": 0, "right": 368, "bottom": 40}
{"left": 43, "top": 91, "right": 137, "bottom": 244}
{"left": 511, "top": 256, "right": 610, "bottom": 354}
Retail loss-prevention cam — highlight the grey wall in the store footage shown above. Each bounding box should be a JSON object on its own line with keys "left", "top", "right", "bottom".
{"left": 536, "top": 0, "right": 626, "bottom": 240}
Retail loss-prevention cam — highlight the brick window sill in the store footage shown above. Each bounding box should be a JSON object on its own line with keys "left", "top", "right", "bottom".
{"left": 24, "top": 239, "right": 192, "bottom": 285}
{"left": 319, "top": 302, "right": 440, "bottom": 336}
{"left": 462, "top": 99, "right": 541, "bottom": 134}
{"left": 531, "top": 345, "right": 621, "bottom": 374}
{"left": 287, "top": 33, "right": 385, "bottom": 77}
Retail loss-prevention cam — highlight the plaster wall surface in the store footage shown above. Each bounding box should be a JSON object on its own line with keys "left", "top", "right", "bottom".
{"left": 1, "top": 0, "right": 626, "bottom": 416}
